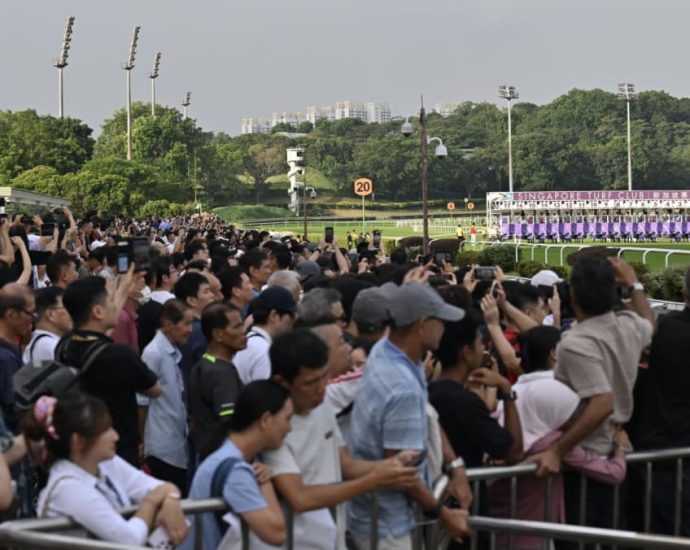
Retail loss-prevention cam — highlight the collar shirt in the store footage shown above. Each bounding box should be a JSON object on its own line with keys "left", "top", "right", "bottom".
{"left": 111, "top": 304, "right": 139, "bottom": 354}
{"left": 37, "top": 456, "right": 162, "bottom": 545}
{"left": 0, "top": 338, "right": 22, "bottom": 431}
{"left": 140, "top": 330, "right": 188, "bottom": 468}
{"left": 347, "top": 337, "right": 428, "bottom": 538}
{"left": 555, "top": 310, "right": 652, "bottom": 455}
{"left": 22, "top": 329, "right": 60, "bottom": 365}
{"left": 150, "top": 290, "right": 176, "bottom": 305}
{"left": 232, "top": 326, "right": 272, "bottom": 385}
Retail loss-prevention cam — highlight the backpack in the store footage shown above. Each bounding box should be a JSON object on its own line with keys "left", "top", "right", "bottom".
{"left": 12, "top": 339, "right": 109, "bottom": 413}
{"left": 210, "top": 456, "right": 250, "bottom": 544}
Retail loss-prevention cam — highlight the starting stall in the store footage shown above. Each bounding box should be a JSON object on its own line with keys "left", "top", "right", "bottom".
{"left": 486, "top": 190, "right": 690, "bottom": 243}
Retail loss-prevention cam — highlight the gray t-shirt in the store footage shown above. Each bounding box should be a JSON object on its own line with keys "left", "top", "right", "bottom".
{"left": 556, "top": 310, "right": 653, "bottom": 455}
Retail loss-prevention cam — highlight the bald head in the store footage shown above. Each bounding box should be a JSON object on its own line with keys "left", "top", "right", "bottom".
{"left": 0, "top": 283, "right": 35, "bottom": 341}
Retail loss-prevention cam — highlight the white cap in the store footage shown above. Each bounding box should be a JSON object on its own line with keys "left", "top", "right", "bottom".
{"left": 530, "top": 269, "right": 563, "bottom": 288}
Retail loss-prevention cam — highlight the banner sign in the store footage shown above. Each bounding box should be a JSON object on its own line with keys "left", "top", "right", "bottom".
{"left": 497, "top": 190, "right": 690, "bottom": 201}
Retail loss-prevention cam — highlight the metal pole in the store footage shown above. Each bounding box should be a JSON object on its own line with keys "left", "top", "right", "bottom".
{"left": 303, "top": 169, "right": 308, "bottom": 240}
{"left": 626, "top": 99, "right": 633, "bottom": 191}
{"left": 508, "top": 100, "right": 514, "bottom": 193}
{"left": 126, "top": 69, "right": 132, "bottom": 160}
{"left": 362, "top": 195, "right": 365, "bottom": 233}
{"left": 151, "top": 78, "right": 156, "bottom": 117}
{"left": 58, "top": 67, "right": 64, "bottom": 119}
{"left": 420, "top": 105, "right": 430, "bottom": 255}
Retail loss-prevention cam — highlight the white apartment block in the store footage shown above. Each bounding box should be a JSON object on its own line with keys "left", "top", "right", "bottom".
{"left": 334, "top": 101, "right": 368, "bottom": 122}
{"left": 241, "top": 99, "right": 393, "bottom": 133}
{"left": 241, "top": 117, "right": 272, "bottom": 135}
{"left": 306, "top": 106, "right": 335, "bottom": 124}
{"left": 366, "top": 102, "right": 392, "bottom": 124}
{"left": 270, "top": 112, "right": 306, "bottom": 128}
{"left": 433, "top": 101, "right": 463, "bottom": 117}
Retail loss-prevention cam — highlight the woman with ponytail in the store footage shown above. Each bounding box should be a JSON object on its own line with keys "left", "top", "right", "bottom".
{"left": 23, "top": 394, "right": 189, "bottom": 546}
{"left": 181, "top": 380, "right": 293, "bottom": 550}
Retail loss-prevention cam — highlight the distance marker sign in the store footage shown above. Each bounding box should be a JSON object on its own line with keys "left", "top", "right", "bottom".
{"left": 354, "top": 178, "right": 373, "bottom": 197}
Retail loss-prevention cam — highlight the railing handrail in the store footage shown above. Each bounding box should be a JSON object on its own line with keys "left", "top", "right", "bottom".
{"left": 469, "top": 517, "right": 690, "bottom": 549}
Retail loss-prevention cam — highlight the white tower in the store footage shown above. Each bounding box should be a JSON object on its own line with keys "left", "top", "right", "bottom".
{"left": 286, "top": 147, "right": 305, "bottom": 213}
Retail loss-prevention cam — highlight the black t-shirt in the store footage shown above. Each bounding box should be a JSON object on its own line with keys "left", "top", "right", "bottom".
{"left": 428, "top": 379, "right": 514, "bottom": 468}
{"left": 189, "top": 354, "right": 244, "bottom": 460}
{"left": 56, "top": 330, "right": 158, "bottom": 466}
{"left": 632, "top": 308, "right": 690, "bottom": 450}
{"left": 137, "top": 300, "right": 164, "bottom": 352}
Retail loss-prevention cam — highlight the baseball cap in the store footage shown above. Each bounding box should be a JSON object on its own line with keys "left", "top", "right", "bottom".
{"left": 352, "top": 286, "right": 392, "bottom": 331}
{"left": 530, "top": 270, "right": 563, "bottom": 288}
{"left": 386, "top": 283, "right": 465, "bottom": 327}
{"left": 253, "top": 286, "right": 298, "bottom": 314}
{"left": 294, "top": 260, "right": 321, "bottom": 282}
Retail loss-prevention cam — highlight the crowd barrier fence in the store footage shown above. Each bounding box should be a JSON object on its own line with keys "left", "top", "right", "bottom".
{"left": 2, "top": 447, "right": 690, "bottom": 549}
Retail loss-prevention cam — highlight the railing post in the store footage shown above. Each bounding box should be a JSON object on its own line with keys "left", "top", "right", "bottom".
{"left": 675, "top": 458, "right": 683, "bottom": 536}
{"left": 644, "top": 461, "right": 653, "bottom": 533}
{"left": 370, "top": 492, "right": 378, "bottom": 550}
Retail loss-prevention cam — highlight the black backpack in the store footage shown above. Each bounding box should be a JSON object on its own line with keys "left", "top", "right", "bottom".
{"left": 12, "top": 339, "right": 109, "bottom": 413}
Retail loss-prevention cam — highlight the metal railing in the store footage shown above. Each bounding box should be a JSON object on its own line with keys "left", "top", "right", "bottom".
{"left": 2, "top": 447, "right": 690, "bottom": 549}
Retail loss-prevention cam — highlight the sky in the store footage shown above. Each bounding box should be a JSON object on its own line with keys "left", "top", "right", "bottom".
{"left": 2, "top": 0, "right": 689, "bottom": 136}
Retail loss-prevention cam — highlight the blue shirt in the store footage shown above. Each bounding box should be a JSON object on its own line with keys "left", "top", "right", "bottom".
{"left": 0, "top": 338, "right": 22, "bottom": 431}
{"left": 141, "top": 331, "right": 188, "bottom": 469}
{"left": 347, "top": 337, "right": 429, "bottom": 538}
{"left": 179, "top": 439, "right": 267, "bottom": 550}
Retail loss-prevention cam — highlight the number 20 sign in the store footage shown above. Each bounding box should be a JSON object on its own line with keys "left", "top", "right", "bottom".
{"left": 354, "top": 178, "right": 373, "bottom": 197}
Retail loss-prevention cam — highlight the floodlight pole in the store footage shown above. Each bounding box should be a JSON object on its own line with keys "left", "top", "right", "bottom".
{"left": 182, "top": 92, "right": 191, "bottom": 119}
{"left": 499, "top": 85, "right": 519, "bottom": 193}
{"left": 122, "top": 26, "right": 140, "bottom": 161}
{"left": 53, "top": 16, "right": 75, "bottom": 119}
{"left": 618, "top": 83, "right": 636, "bottom": 191}
{"left": 149, "top": 52, "right": 161, "bottom": 117}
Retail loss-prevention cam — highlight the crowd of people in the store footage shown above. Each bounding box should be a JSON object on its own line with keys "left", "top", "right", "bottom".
{"left": 0, "top": 206, "right": 687, "bottom": 549}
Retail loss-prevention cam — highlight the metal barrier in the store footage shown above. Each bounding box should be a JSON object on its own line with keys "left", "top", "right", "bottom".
{"left": 2, "top": 447, "right": 690, "bottom": 549}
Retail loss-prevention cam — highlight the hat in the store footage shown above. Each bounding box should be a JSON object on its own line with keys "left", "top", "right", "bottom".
{"left": 352, "top": 287, "right": 392, "bottom": 330}
{"left": 294, "top": 260, "right": 321, "bottom": 282}
{"left": 386, "top": 283, "right": 465, "bottom": 327}
{"left": 253, "top": 286, "right": 298, "bottom": 314}
{"left": 530, "top": 270, "right": 563, "bottom": 288}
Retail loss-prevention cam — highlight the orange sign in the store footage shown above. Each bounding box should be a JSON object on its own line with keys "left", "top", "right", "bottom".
{"left": 447, "top": 202, "right": 456, "bottom": 211}
{"left": 354, "top": 178, "right": 373, "bottom": 197}
{"left": 467, "top": 202, "right": 475, "bottom": 210}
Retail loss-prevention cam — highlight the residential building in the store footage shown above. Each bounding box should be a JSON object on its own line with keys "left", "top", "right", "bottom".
{"left": 334, "top": 101, "right": 367, "bottom": 122}
{"left": 306, "top": 106, "right": 335, "bottom": 124}
{"left": 366, "top": 102, "right": 392, "bottom": 124}
{"left": 433, "top": 101, "right": 463, "bottom": 117}
{"left": 241, "top": 117, "right": 272, "bottom": 135}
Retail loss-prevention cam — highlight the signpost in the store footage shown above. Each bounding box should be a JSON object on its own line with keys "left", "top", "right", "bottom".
{"left": 354, "top": 178, "right": 373, "bottom": 233}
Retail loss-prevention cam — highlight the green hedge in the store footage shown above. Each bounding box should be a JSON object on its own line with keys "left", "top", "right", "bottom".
{"left": 476, "top": 246, "right": 517, "bottom": 272}
{"left": 641, "top": 268, "right": 685, "bottom": 302}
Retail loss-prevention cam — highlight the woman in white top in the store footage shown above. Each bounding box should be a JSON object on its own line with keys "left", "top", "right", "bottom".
{"left": 23, "top": 394, "right": 189, "bottom": 546}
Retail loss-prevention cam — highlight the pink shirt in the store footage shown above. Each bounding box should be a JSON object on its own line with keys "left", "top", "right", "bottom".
{"left": 111, "top": 304, "right": 139, "bottom": 354}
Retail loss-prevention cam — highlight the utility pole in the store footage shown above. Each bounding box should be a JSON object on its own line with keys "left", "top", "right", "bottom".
{"left": 53, "top": 17, "right": 75, "bottom": 118}
{"left": 149, "top": 52, "right": 161, "bottom": 117}
{"left": 122, "top": 26, "right": 140, "bottom": 160}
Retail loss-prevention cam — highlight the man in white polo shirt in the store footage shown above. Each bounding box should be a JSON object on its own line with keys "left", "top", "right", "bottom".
{"left": 233, "top": 287, "right": 297, "bottom": 385}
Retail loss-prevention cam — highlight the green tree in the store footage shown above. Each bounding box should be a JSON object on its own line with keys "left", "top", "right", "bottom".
{"left": 243, "top": 144, "right": 285, "bottom": 202}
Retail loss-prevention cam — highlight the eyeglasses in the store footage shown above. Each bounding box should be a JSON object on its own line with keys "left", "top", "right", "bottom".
{"left": 20, "top": 309, "right": 38, "bottom": 320}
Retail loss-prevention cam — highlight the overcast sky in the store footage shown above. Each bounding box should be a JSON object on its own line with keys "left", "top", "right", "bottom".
{"left": 2, "top": 1, "right": 688, "bottom": 136}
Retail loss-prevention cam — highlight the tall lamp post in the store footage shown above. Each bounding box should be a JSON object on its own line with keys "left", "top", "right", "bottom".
{"left": 617, "top": 83, "right": 636, "bottom": 191}
{"left": 498, "top": 85, "right": 519, "bottom": 193}
{"left": 182, "top": 92, "right": 191, "bottom": 119}
{"left": 401, "top": 98, "right": 447, "bottom": 255}
{"left": 52, "top": 16, "right": 75, "bottom": 118}
{"left": 149, "top": 52, "right": 161, "bottom": 117}
{"left": 122, "top": 26, "right": 140, "bottom": 161}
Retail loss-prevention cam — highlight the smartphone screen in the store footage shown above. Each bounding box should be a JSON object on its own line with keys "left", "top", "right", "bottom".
{"left": 132, "top": 237, "right": 150, "bottom": 272}
{"left": 324, "top": 226, "right": 334, "bottom": 244}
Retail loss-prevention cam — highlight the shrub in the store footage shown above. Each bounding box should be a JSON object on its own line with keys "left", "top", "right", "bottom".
{"left": 397, "top": 236, "right": 423, "bottom": 248}
{"left": 476, "top": 245, "right": 517, "bottom": 272}
{"left": 455, "top": 250, "right": 480, "bottom": 268}
{"left": 627, "top": 261, "right": 650, "bottom": 279}
{"left": 516, "top": 261, "right": 546, "bottom": 278}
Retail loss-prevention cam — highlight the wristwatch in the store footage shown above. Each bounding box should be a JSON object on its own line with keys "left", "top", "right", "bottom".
{"left": 443, "top": 457, "right": 465, "bottom": 475}
{"left": 497, "top": 389, "right": 517, "bottom": 402}
{"left": 629, "top": 281, "right": 645, "bottom": 293}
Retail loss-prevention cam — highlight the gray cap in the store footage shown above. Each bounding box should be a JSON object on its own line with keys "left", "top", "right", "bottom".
{"left": 352, "top": 286, "right": 392, "bottom": 330}
{"left": 294, "top": 260, "right": 321, "bottom": 282}
{"left": 386, "top": 283, "right": 465, "bottom": 327}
